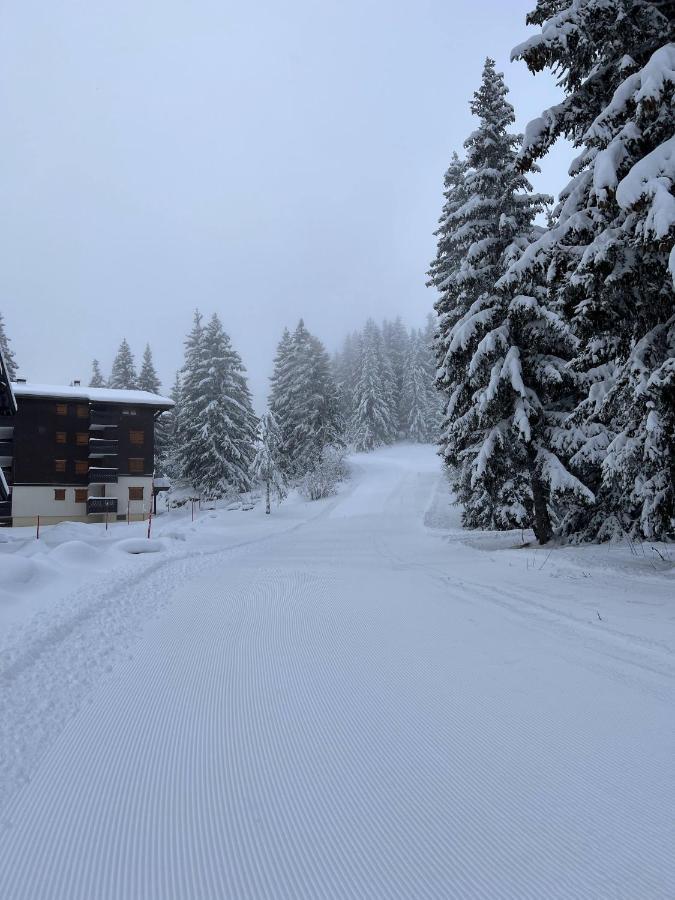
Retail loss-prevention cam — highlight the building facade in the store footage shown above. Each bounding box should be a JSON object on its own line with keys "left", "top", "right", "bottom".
{"left": 2, "top": 382, "right": 172, "bottom": 526}
{"left": 0, "top": 348, "right": 18, "bottom": 520}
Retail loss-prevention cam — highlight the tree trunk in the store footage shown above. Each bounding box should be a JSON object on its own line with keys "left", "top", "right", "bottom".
{"left": 266, "top": 479, "right": 271, "bottom": 515}
{"left": 527, "top": 447, "right": 553, "bottom": 545}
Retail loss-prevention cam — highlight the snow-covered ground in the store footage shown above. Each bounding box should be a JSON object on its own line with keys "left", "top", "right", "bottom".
{"left": 0, "top": 444, "right": 673, "bottom": 899}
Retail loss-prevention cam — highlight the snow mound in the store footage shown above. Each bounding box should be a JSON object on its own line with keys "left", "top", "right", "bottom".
{"left": 49, "top": 541, "right": 102, "bottom": 568}
{"left": 0, "top": 556, "right": 46, "bottom": 592}
{"left": 40, "top": 521, "right": 100, "bottom": 547}
{"left": 160, "top": 530, "right": 187, "bottom": 542}
{"left": 115, "top": 538, "right": 166, "bottom": 555}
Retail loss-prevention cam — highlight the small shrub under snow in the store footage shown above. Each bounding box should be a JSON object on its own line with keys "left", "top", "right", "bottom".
{"left": 298, "top": 446, "right": 349, "bottom": 501}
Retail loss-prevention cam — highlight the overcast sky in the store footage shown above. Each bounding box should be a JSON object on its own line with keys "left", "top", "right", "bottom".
{"left": 0, "top": 0, "right": 570, "bottom": 408}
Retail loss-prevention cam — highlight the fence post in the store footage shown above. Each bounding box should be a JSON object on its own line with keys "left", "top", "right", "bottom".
{"left": 105, "top": 511, "right": 108, "bottom": 531}
{"left": 36, "top": 515, "right": 40, "bottom": 540}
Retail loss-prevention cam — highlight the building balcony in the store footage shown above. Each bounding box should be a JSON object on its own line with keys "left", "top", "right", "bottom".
{"left": 89, "top": 438, "right": 118, "bottom": 458}
{"left": 87, "top": 497, "right": 118, "bottom": 515}
{"left": 89, "top": 409, "right": 118, "bottom": 429}
{"left": 88, "top": 467, "right": 118, "bottom": 484}
{"left": 0, "top": 467, "right": 9, "bottom": 502}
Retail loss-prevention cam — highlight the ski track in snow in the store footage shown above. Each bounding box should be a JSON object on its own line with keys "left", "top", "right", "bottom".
{"left": 0, "top": 444, "right": 674, "bottom": 898}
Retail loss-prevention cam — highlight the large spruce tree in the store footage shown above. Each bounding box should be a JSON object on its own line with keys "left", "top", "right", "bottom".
{"left": 174, "top": 312, "right": 209, "bottom": 490}
{"left": 382, "top": 317, "right": 411, "bottom": 436}
{"left": 270, "top": 320, "right": 341, "bottom": 477}
{"left": 251, "top": 410, "right": 288, "bottom": 514}
{"left": 109, "top": 339, "right": 137, "bottom": 390}
{"left": 401, "top": 330, "right": 434, "bottom": 443}
{"left": 511, "top": 0, "right": 675, "bottom": 541}
{"left": 175, "top": 311, "right": 257, "bottom": 496}
{"left": 349, "top": 319, "right": 397, "bottom": 451}
{"left": 429, "top": 59, "right": 590, "bottom": 541}
{"left": 138, "top": 344, "right": 161, "bottom": 394}
{"left": 155, "top": 371, "right": 181, "bottom": 477}
{"left": 89, "top": 359, "right": 106, "bottom": 388}
{"left": 333, "top": 331, "right": 360, "bottom": 428}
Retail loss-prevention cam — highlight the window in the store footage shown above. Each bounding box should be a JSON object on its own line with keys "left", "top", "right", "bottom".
{"left": 75, "top": 460, "right": 89, "bottom": 475}
{"left": 56, "top": 403, "right": 68, "bottom": 416}
{"left": 129, "top": 429, "right": 144, "bottom": 446}
{"left": 54, "top": 489, "right": 66, "bottom": 501}
{"left": 55, "top": 459, "right": 66, "bottom": 473}
{"left": 76, "top": 432, "right": 89, "bottom": 446}
{"left": 56, "top": 431, "right": 67, "bottom": 444}
{"left": 76, "top": 404, "right": 89, "bottom": 419}
{"left": 128, "top": 486, "right": 144, "bottom": 501}
{"left": 75, "top": 489, "right": 87, "bottom": 503}
{"left": 128, "top": 458, "right": 144, "bottom": 474}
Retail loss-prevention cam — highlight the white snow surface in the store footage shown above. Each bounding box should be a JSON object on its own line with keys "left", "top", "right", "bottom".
{"left": 0, "top": 444, "right": 673, "bottom": 899}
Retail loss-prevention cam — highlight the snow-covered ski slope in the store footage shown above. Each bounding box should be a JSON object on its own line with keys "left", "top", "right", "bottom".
{"left": 1, "top": 444, "right": 673, "bottom": 899}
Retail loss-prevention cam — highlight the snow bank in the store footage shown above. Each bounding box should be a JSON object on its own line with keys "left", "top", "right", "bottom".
{"left": 115, "top": 538, "right": 166, "bottom": 555}
{"left": 48, "top": 541, "right": 102, "bottom": 568}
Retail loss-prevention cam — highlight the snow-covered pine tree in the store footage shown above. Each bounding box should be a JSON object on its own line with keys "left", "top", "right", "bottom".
{"left": 138, "top": 344, "right": 161, "bottom": 394}
{"left": 0, "top": 312, "right": 18, "bottom": 380}
{"left": 349, "top": 319, "right": 397, "bottom": 451}
{"left": 89, "top": 359, "right": 106, "bottom": 388}
{"left": 269, "top": 327, "right": 296, "bottom": 475}
{"left": 289, "top": 321, "right": 342, "bottom": 475}
{"left": 427, "top": 151, "right": 470, "bottom": 385}
{"left": 332, "top": 331, "right": 360, "bottom": 429}
{"left": 251, "top": 410, "right": 288, "bottom": 514}
{"left": 109, "top": 338, "right": 137, "bottom": 390}
{"left": 201, "top": 314, "right": 257, "bottom": 495}
{"left": 420, "top": 314, "right": 443, "bottom": 438}
{"left": 174, "top": 311, "right": 210, "bottom": 491}
{"left": 428, "top": 58, "right": 586, "bottom": 541}
{"left": 175, "top": 312, "right": 257, "bottom": 497}
{"left": 155, "top": 370, "right": 181, "bottom": 477}
{"left": 401, "top": 330, "right": 433, "bottom": 442}
{"left": 270, "top": 321, "right": 342, "bottom": 477}
{"left": 382, "top": 317, "right": 410, "bottom": 436}
{"left": 511, "top": 0, "right": 675, "bottom": 541}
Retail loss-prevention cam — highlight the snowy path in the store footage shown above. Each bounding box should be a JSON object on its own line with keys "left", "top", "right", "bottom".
{"left": 1, "top": 445, "right": 674, "bottom": 898}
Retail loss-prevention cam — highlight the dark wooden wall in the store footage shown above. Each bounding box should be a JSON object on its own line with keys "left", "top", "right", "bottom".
{"left": 9, "top": 399, "right": 157, "bottom": 485}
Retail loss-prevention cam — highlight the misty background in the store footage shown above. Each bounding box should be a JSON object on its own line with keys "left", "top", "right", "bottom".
{"left": 0, "top": 0, "right": 569, "bottom": 408}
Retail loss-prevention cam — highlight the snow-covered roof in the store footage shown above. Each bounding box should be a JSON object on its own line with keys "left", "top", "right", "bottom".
{"left": 11, "top": 382, "right": 174, "bottom": 409}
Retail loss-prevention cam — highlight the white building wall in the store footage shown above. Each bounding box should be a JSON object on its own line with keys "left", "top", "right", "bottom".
{"left": 11, "top": 476, "right": 154, "bottom": 526}
{"left": 11, "top": 484, "right": 88, "bottom": 525}
{"left": 116, "top": 476, "right": 153, "bottom": 520}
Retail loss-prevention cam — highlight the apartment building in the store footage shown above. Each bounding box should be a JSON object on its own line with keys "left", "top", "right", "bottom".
{"left": 1, "top": 379, "right": 172, "bottom": 526}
